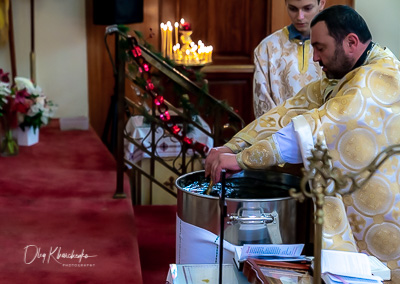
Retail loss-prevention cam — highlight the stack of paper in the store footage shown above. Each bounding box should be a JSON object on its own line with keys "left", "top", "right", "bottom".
{"left": 166, "top": 264, "right": 249, "bottom": 284}
{"left": 234, "top": 244, "right": 307, "bottom": 268}
{"left": 369, "top": 255, "right": 391, "bottom": 280}
{"left": 320, "top": 250, "right": 384, "bottom": 284}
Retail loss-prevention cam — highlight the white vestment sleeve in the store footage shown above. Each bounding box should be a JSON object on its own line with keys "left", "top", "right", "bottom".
{"left": 290, "top": 115, "right": 359, "bottom": 252}
{"left": 291, "top": 115, "right": 315, "bottom": 169}
{"left": 272, "top": 121, "right": 303, "bottom": 164}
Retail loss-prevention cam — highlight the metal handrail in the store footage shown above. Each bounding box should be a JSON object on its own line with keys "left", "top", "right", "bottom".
{"left": 111, "top": 27, "right": 245, "bottom": 203}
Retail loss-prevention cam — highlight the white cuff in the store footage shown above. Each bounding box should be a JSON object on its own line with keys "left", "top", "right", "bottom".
{"left": 272, "top": 122, "right": 303, "bottom": 164}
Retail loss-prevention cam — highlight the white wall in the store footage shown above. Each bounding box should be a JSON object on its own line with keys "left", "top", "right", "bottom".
{"left": 355, "top": 0, "right": 400, "bottom": 58}
{"left": 0, "top": 1, "right": 399, "bottom": 119}
{"left": 0, "top": 0, "right": 88, "bottom": 118}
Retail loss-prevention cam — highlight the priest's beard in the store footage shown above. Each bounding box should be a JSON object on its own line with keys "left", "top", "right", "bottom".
{"left": 323, "top": 44, "right": 354, "bottom": 79}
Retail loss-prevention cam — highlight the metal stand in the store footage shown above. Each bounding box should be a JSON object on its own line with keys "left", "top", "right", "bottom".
{"left": 290, "top": 141, "right": 400, "bottom": 284}
{"left": 219, "top": 170, "right": 227, "bottom": 284}
{"left": 102, "top": 26, "right": 120, "bottom": 155}
{"left": 102, "top": 25, "right": 127, "bottom": 199}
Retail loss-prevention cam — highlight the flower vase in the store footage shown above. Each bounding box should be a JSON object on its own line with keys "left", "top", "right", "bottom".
{"left": 1, "top": 129, "right": 19, "bottom": 156}
{"left": 16, "top": 126, "right": 39, "bottom": 146}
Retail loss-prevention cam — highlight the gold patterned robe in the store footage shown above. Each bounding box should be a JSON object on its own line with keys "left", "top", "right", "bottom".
{"left": 227, "top": 44, "right": 400, "bottom": 275}
{"left": 253, "top": 25, "right": 322, "bottom": 118}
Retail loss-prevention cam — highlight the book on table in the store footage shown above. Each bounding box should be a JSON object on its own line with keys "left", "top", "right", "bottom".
{"left": 320, "top": 249, "right": 388, "bottom": 284}
{"left": 236, "top": 245, "right": 390, "bottom": 284}
{"left": 234, "top": 243, "right": 308, "bottom": 269}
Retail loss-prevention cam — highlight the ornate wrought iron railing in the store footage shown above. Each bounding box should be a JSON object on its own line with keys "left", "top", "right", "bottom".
{"left": 109, "top": 27, "right": 245, "bottom": 203}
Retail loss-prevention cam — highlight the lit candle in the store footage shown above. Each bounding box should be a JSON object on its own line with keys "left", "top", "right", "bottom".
{"left": 160, "top": 23, "right": 167, "bottom": 58}
{"left": 165, "top": 21, "right": 171, "bottom": 58}
{"left": 168, "top": 24, "right": 173, "bottom": 59}
{"left": 177, "top": 49, "right": 182, "bottom": 62}
{"left": 197, "top": 47, "right": 202, "bottom": 62}
{"left": 193, "top": 48, "right": 199, "bottom": 63}
{"left": 185, "top": 49, "right": 190, "bottom": 64}
{"left": 188, "top": 50, "right": 193, "bottom": 64}
{"left": 176, "top": 43, "right": 181, "bottom": 62}
{"left": 173, "top": 45, "right": 177, "bottom": 60}
{"left": 199, "top": 41, "right": 204, "bottom": 51}
{"left": 205, "top": 46, "right": 210, "bottom": 63}
{"left": 174, "top": 22, "right": 179, "bottom": 46}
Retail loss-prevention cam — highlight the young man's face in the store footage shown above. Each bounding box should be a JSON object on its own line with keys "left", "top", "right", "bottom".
{"left": 285, "top": 0, "right": 325, "bottom": 37}
{"left": 311, "top": 21, "right": 354, "bottom": 79}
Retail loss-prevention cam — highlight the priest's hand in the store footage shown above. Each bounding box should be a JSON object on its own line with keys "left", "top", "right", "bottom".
{"left": 205, "top": 146, "right": 233, "bottom": 177}
{"left": 205, "top": 147, "right": 241, "bottom": 183}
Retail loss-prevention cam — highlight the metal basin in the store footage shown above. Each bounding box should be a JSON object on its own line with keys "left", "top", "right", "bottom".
{"left": 176, "top": 170, "right": 301, "bottom": 246}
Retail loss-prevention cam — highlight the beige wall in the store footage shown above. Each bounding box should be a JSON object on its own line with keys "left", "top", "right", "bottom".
{"left": 0, "top": 0, "right": 399, "bottom": 119}
{"left": 355, "top": 0, "right": 400, "bottom": 58}
{"left": 0, "top": 0, "right": 88, "bottom": 119}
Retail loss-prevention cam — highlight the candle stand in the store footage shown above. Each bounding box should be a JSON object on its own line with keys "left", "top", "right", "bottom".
{"left": 160, "top": 19, "right": 213, "bottom": 66}
{"left": 289, "top": 141, "right": 400, "bottom": 284}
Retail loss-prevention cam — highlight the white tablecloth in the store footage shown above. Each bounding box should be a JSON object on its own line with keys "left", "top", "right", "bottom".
{"left": 176, "top": 216, "right": 238, "bottom": 265}
{"left": 124, "top": 115, "right": 214, "bottom": 164}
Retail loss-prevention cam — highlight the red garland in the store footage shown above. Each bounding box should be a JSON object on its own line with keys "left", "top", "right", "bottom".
{"left": 130, "top": 45, "right": 209, "bottom": 157}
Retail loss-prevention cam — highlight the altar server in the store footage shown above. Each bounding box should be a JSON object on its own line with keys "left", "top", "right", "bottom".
{"left": 253, "top": 0, "right": 325, "bottom": 118}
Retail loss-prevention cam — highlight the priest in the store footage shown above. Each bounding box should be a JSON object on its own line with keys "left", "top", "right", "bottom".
{"left": 206, "top": 5, "right": 400, "bottom": 271}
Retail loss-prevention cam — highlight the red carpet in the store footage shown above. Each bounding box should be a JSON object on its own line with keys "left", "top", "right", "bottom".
{"left": 0, "top": 120, "right": 142, "bottom": 283}
{"left": 134, "top": 205, "right": 177, "bottom": 284}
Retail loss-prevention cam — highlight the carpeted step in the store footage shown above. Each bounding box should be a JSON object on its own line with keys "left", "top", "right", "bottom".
{"left": 134, "top": 205, "right": 177, "bottom": 284}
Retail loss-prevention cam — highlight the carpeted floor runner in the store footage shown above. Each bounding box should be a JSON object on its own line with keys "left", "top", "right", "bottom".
{"left": 0, "top": 120, "right": 143, "bottom": 284}
{"left": 134, "top": 205, "right": 177, "bottom": 284}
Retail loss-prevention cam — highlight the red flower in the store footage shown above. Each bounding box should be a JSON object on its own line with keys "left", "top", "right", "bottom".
{"left": 0, "top": 69, "right": 10, "bottom": 83}
{"left": 15, "top": 89, "right": 30, "bottom": 103}
{"left": 13, "top": 101, "right": 31, "bottom": 114}
{"left": 1, "top": 97, "right": 18, "bottom": 129}
{"left": 11, "top": 89, "right": 32, "bottom": 114}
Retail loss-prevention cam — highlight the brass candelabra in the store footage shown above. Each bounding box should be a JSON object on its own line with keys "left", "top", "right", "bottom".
{"left": 289, "top": 140, "right": 400, "bottom": 284}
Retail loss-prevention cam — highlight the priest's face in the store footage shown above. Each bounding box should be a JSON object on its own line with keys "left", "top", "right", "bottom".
{"left": 311, "top": 21, "right": 354, "bottom": 79}
{"left": 285, "top": 0, "right": 326, "bottom": 38}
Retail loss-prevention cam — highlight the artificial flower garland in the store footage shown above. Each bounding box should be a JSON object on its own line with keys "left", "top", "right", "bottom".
{"left": 129, "top": 42, "right": 209, "bottom": 157}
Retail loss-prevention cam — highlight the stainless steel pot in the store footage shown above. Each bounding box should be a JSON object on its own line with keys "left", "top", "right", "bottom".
{"left": 175, "top": 170, "right": 301, "bottom": 246}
